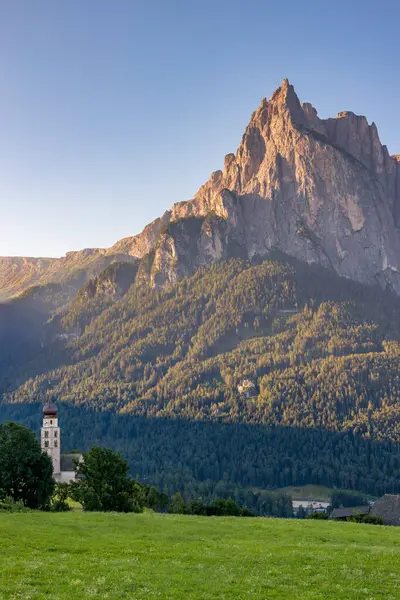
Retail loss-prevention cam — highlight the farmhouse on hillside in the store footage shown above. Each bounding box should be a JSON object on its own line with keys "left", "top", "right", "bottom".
{"left": 369, "top": 495, "right": 400, "bottom": 526}
{"left": 237, "top": 379, "right": 256, "bottom": 397}
{"left": 330, "top": 506, "right": 370, "bottom": 521}
{"left": 331, "top": 495, "right": 400, "bottom": 525}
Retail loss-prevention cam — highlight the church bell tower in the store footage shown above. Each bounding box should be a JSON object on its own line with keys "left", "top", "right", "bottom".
{"left": 41, "top": 402, "right": 61, "bottom": 477}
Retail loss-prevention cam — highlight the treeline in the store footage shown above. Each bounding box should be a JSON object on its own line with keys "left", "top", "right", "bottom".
{"left": 2, "top": 404, "right": 400, "bottom": 507}
{"left": 168, "top": 494, "right": 256, "bottom": 517}
{"left": 0, "top": 421, "right": 290, "bottom": 518}
{"left": 330, "top": 490, "right": 372, "bottom": 509}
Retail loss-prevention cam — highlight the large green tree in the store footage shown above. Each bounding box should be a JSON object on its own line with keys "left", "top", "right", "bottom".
{"left": 71, "top": 446, "right": 141, "bottom": 512}
{"left": 0, "top": 422, "right": 54, "bottom": 508}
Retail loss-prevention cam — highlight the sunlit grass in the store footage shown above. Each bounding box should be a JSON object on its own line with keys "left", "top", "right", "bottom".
{"left": 0, "top": 512, "right": 399, "bottom": 599}
{"left": 66, "top": 497, "right": 82, "bottom": 510}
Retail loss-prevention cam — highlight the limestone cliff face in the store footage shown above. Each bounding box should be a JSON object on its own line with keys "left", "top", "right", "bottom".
{"left": 150, "top": 211, "right": 245, "bottom": 286}
{"left": 116, "top": 79, "right": 400, "bottom": 291}
{"left": 110, "top": 211, "right": 171, "bottom": 257}
{"left": 2, "top": 79, "right": 400, "bottom": 298}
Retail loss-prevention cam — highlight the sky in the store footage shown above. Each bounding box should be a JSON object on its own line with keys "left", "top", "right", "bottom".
{"left": 0, "top": 0, "right": 399, "bottom": 257}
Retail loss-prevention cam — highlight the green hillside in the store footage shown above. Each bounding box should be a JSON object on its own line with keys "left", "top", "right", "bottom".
{"left": 2, "top": 254, "right": 400, "bottom": 501}
{"left": 8, "top": 255, "right": 400, "bottom": 427}
{"left": 0, "top": 512, "right": 399, "bottom": 599}
{"left": 275, "top": 485, "right": 347, "bottom": 502}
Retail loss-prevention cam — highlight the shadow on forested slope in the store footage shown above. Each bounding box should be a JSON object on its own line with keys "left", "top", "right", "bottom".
{"left": 1, "top": 402, "right": 399, "bottom": 508}
{"left": 0, "top": 301, "right": 71, "bottom": 393}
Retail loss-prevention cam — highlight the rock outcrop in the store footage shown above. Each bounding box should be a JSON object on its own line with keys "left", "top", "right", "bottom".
{"left": 0, "top": 249, "right": 136, "bottom": 302}
{"left": 2, "top": 79, "right": 400, "bottom": 297}
{"left": 0, "top": 256, "right": 56, "bottom": 300}
{"left": 114, "top": 78, "right": 400, "bottom": 291}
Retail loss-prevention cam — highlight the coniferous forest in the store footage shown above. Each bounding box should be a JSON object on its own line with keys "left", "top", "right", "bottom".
{"left": 2, "top": 252, "right": 400, "bottom": 510}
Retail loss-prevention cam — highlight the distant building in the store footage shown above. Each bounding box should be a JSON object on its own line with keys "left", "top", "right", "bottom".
{"left": 292, "top": 500, "right": 330, "bottom": 515}
{"left": 370, "top": 495, "right": 400, "bottom": 526}
{"left": 330, "top": 506, "right": 370, "bottom": 521}
{"left": 331, "top": 495, "right": 400, "bottom": 525}
{"left": 40, "top": 402, "right": 81, "bottom": 482}
{"left": 237, "top": 379, "right": 256, "bottom": 396}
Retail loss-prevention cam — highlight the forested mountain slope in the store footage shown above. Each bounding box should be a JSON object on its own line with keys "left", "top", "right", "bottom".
{"left": 4, "top": 255, "right": 400, "bottom": 441}
{"left": 2, "top": 255, "right": 400, "bottom": 503}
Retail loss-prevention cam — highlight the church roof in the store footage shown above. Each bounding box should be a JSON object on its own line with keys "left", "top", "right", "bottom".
{"left": 60, "top": 453, "right": 82, "bottom": 472}
{"left": 43, "top": 402, "right": 57, "bottom": 416}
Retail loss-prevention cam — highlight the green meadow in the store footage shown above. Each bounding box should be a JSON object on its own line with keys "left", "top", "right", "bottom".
{"left": 0, "top": 512, "right": 399, "bottom": 599}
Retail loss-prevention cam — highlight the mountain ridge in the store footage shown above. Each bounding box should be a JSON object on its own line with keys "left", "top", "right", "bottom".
{"left": 2, "top": 79, "right": 400, "bottom": 301}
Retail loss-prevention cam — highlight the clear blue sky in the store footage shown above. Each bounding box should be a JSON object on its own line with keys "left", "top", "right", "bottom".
{"left": 1, "top": 0, "right": 399, "bottom": 257}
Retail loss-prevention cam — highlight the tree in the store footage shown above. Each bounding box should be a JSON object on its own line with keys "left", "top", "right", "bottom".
{"left": 240, "top": 506, "right": 255, "bottom": 517}
{"left": 71, "top": 446, "right": 140, "bottom": 512}
{"left": 189, "top": 498, "right": 206, "bottom": 515}
{"left": 169, "top": 492, "right": 186, "bottom": 514}
{"left": 297, "top": 505, "right": 307, "bottom": 519}
{"left": 331, "top": 490, "right": 369, "bottom": 509}
{"left": 307, "top": 511, "right": 328, "bottom": 520}
{"left": 208, "top": 498, "right": 242, "bottom": 516}
{"left": 51, "top": 482, "right": 71, "bottom": 512}
{"left": 0, "top": 422, "right": 54, "bottom": 509}
{"left": 144, "top": 485, "right": 170, "bottom": 511}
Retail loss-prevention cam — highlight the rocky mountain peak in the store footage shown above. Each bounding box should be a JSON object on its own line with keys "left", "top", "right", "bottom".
{"left": 130, "top": 79, "right": 400, "bottom": 292}
{"left": 1, "top": 80, "right": 400, "bottom": 300}
{"left": 268, "top": 78, "right": 305, "bottom": 124}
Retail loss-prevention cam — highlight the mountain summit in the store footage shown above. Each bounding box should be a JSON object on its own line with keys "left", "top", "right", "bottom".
{"left": 115, "top": 78, "right": 400, "bottom": 290}
{"left": 1, "top": 79, "right": 400, "bottom": 298}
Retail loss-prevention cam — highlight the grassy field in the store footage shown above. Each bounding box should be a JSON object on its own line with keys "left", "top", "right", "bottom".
{"left": 274, "top": 484, "right": 376, "bottom": 502}
{"left": 0, "top": 512, "right": 400, "bottom": 599}
{"left": 274, "top": 484, "right": 336, "bottom": 501}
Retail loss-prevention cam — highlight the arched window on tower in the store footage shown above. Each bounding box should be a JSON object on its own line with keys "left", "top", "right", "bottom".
{"left": 45, "top": 441, "right": 49, "bottom": 448}
{"left": 54, "top": 441, "right": 58, "bottom": 448}
{"left": 45, "top": 431, "right": 49, "bottom": 438}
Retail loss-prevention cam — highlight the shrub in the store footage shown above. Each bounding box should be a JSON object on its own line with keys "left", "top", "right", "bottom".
{"left": 348, "top": 514, "right": 383, "bottom": 525}
{"left": 361, "top": 514, "right": 384, "bottom": 525}
{"left": 169, "top": 493, "right": 187, "bottom": 514}
{"left": 307, "top": 511, "right": 328, "bottom": 520}
{"left": 0, "top": 496, "right": 30, "bottom": 512}
{"left": 51, "top": 483, "right": 71, "bottom": 512}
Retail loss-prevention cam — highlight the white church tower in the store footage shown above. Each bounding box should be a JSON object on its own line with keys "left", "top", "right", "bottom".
{"left": 41, "top": 402, "right": 61, "bottom": 478}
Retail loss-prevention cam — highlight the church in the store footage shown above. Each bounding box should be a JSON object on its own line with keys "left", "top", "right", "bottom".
{"left": 40, "top": 402, "right": 82, "bottom": 482}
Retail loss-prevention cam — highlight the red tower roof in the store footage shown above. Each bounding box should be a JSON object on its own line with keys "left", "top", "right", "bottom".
{"left": 43, "top": 402, "right": 57, "bottom": 416}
